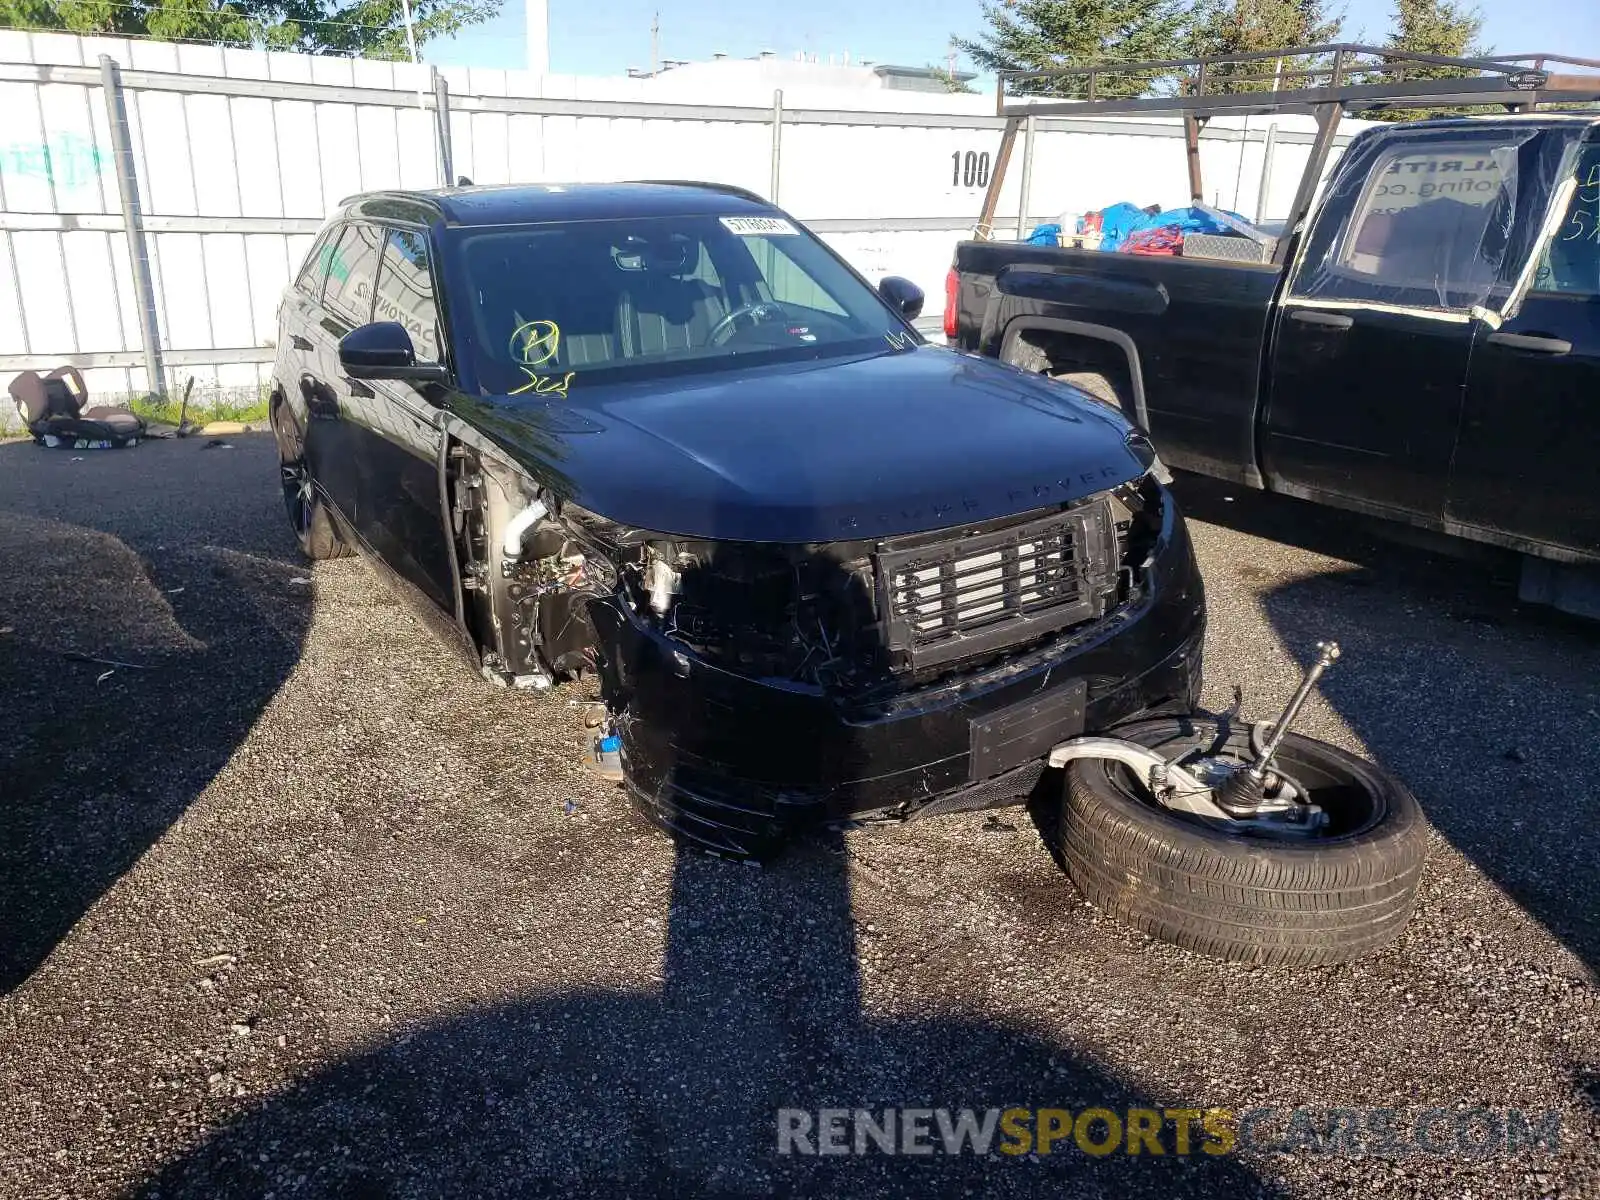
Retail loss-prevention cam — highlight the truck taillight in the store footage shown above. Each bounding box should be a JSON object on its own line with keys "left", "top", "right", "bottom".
{"left": 943, "top": 268, "right": 959, "bottom": 339}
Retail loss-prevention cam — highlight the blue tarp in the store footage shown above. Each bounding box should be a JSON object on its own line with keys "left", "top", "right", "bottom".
{"left": 1087, "top": 203, "right": 1249, "bottom": 252}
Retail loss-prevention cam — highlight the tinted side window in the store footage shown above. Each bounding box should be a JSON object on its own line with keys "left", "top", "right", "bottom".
{"left": 374, "top": 228, "right": 442, "bottom": 364}
{"left": 323, "top": 222, "right": 382, "bottom": 325}
{"left": 1533, "top": 144, "right": 1600, "bottom": 297}
{"left": 294, "top": 225, "right": 337, "bottom": 296}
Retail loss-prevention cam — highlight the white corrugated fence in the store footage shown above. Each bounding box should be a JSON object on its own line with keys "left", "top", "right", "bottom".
{"left": 0, "top": 30, "right": 1358, "bottom": 421}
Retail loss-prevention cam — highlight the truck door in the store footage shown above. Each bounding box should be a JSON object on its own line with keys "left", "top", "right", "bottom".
{"left": 1264, "top": 127, "right": 1532, "bottom": 521}
{"left": 1448, "top": 137, "right": 1600, "bottom": 560}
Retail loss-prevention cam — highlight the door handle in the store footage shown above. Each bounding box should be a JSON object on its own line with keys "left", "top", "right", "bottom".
{"left": 1288, "top": 309, "right": 1354, "bottom": 330}
{"left": 342, "top": 376, "right": 375, "bottom": 398}
{"left": 290, "top": 334, "right": 314, "bottom": 351}
{"left": 1485, "top": 331, "right": 1571, "bottom": 355}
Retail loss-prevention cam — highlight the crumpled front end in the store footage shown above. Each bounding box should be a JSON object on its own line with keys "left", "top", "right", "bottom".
{"left": 586, "top": 474, "right": 1204, "bottom": 858}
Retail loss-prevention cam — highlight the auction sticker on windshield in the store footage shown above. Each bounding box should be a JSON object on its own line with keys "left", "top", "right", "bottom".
{"left": 721, "top": 216, "right": 798, "bottom": 236}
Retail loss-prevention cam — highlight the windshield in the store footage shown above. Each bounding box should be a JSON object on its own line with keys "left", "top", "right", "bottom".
{"left": 446, "top": 214, "right": 913, "bottom": 398}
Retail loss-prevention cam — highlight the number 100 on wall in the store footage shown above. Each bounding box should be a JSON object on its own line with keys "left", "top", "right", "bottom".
{"left": 952, "top": 150, "right": 991, "bottom": 188}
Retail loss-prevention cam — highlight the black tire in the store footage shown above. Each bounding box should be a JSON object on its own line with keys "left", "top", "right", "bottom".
{"left": 1057, "top": 716, "right": 1428, "bottom": 966}
{"left": 273, "top": 405, "right": 351, "bottom": 561}
{"left": 1055, "top": 370, "right": 1124, "bottom": 411}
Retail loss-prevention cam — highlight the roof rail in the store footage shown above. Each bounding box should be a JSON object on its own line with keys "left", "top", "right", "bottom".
{"left": 334, "top": 188, "right": 448, "bottom": 210}
{"left": 630, "top": 179, "right": 772, "bottom": 205}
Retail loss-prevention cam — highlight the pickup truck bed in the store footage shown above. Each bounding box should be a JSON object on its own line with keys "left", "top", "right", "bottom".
{"left": 949, "top": 242, "right": 1280, "bottom": 487}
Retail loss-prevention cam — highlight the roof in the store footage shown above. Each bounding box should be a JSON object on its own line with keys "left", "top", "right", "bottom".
{"left": 341, "top": 182, "right": 777, "bottom": 228}
{"left": 1339, "top": 111, "right": 1600, "bottom": 150}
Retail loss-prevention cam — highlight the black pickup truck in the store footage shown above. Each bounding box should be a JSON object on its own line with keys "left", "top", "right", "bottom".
{"left": 950, "top": 113, "right": 1600, "bottom": 615}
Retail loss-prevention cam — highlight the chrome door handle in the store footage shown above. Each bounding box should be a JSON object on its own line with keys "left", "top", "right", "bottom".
{"left": 1486, "top": 331, "right": 1571, "bottom": 355}
{"left": 1288, "top": 309, "right": 1354, "bottom": 330}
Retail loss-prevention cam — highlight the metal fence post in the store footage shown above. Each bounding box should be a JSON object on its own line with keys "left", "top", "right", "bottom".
{"left": 433, "top": 68, "right": 454, "bottom": 186}
{"left": 769, "top": 89, "right": 783, "bottom": 204}
{"left": 98, "top": 55, "right": 166, "bottom": 397}
{"left": 1255, "top": 122, "right": 1279, "bottom": 225}
{"left": 1016, "top": 112, "right": 1036, "bottom": 239}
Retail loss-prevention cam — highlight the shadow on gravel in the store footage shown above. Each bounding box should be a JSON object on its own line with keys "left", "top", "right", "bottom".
{"left": 1173, "top": 474, "right": 1600, "bottom": 977}
{"left": 137, "top": 833, "right": 1278, "bottom": 1198}
{"left": 137, "top": 449, "right": 1274, "bottom": 1198}
{"left": 0, "top": 436, "right": 311, "bottom": 994}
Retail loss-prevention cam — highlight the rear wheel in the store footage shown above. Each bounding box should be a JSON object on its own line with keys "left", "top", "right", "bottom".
{"left": 1056, "top": 716, "right": 1428, "bottom": 966}
{"left": 1055, "top": 371, "right": 1124, "bottom": 411}
{"left": 1003, "top": 338, "right": 1126, "bottom": 412}
{"left": 273, "top": 404, "right": 350, "bottom": 561}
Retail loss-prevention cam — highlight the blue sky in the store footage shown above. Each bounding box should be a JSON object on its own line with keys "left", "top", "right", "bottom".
{"left": 432, "top": 0, "right": 1600, "bottom": 78}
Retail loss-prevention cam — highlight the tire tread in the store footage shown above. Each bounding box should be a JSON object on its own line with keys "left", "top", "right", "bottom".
{"left": 1055, "top": 719, "right": 1428, "bottom": 966}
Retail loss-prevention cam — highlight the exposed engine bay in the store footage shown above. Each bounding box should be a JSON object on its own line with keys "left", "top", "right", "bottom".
{"left": 454, "top": 445, "right": 1168, "bottom": 703}
{"left": 441, "top": 443, "right": 1199, "bottom": 859}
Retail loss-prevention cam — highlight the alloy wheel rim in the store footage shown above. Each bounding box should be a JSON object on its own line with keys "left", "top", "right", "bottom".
{"left": 280, "top": 459, "right": 314, "bottom": 534}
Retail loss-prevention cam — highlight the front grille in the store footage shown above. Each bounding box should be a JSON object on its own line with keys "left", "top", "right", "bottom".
{"left": 876, "top": 502, "right": 1120, "bottom": 672}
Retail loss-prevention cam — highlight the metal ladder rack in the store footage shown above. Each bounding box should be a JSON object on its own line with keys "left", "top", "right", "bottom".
{"left": 975, "top": 43, "right": 1600, "bottom": 265}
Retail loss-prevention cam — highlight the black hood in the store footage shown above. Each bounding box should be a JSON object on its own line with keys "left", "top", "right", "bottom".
{"left": 457, "top": 344, "right": 1149, "bottom": 543}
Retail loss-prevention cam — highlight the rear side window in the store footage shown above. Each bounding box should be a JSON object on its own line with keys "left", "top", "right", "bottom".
{"left": 294, "top": 226, "right": 337, "bottom": 296}
{"left": 1291, "top": 131, "right": 1536, "bottom": 312}
{"left": 1532, "top": 144, "right": 1600, "bottom": 297}
{"left": 322, "top": 222, "right": 383, "bottom": 326}
{"left": 374, "top": 228, "right": 442, "bottom": 364}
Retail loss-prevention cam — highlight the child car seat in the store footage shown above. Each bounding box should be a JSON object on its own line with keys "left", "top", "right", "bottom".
{"left": 7, "top": 366, "right": 146, "bottom": 449}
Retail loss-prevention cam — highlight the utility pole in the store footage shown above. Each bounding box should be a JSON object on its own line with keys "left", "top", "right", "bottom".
{"left": 650, "top": 11, "right": 659, "bottom": 76}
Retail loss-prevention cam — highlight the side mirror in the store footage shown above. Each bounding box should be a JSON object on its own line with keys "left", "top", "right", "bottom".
{"left": 339, "top": 322, "right": 449, "bottom": 383}
{"left": 878, "top": 276, "right": 925, "bottom": 322}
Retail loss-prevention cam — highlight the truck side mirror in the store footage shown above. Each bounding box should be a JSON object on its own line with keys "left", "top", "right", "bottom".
{"left": 879, "top": 276, "right": 925, "bottom": 322}
{"left": 339, "top": 322, "right": 449, "bottom": 383}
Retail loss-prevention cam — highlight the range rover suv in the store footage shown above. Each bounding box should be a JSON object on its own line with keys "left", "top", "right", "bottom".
{"left": 270, "top": 182, "right": 1205, "bottom": 857}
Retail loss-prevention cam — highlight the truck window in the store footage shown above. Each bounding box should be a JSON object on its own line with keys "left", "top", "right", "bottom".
{"left": 1532, "top": 144, "right": 1600, "bottom": 297}
{"left": 1291, "top": 132, "right": 1535, "bottom": 313}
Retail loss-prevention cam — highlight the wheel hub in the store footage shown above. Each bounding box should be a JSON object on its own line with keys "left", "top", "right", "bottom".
{"left": 1049, "top": 642, "right": 1346, "bottom": 839}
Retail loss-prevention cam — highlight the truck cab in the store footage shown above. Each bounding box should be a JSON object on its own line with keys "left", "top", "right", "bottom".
{"left": 953, "top": 110, "right": 1600, "bottom": 611}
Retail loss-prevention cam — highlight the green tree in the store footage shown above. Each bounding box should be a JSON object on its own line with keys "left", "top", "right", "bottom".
{"left": 953, "top": 0, "right": 1192, "bottom": 98}
{"left": 1185, "top": 1, "right": 1344, "bottom": 92}
{"left": 927, "top": 65, "right": 978, "bottom": 93}
{"left": 1387, "top": 0, "right": 1483, "bottom": 62}
{"left": 0, "top": 0, "right": 502, "bottom": 59}
{"left": 1374, "top": 0, "right": 1487, "bottom": 119}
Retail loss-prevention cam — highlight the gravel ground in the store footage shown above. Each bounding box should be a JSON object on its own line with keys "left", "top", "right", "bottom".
{"left": 1, "top": 436, "right": 1595, "bottom": 1198}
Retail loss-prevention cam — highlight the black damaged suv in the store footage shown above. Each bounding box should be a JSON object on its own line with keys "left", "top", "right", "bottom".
{"left": 270, "top": 182, "right": 1204, "bottom": 857}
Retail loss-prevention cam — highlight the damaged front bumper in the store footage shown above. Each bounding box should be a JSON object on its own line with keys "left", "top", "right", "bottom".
{"left": 588, "top": 497, "right": 1205, "bottom": 858}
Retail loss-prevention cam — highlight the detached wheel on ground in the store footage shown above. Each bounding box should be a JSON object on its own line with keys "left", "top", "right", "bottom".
{"left": 273, "top": 408, "right": 351, "bottom": 561}
{"left": 1056, "top": 716, "right": 1428, "bottom": 966}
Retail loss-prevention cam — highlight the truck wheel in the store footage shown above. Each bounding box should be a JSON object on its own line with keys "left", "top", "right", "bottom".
{"left": 1055, "top": 716, "right": 1428, "bottom": 966}
{"left": 1056, "top": 371, "right": 1124, "bottom": 411}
